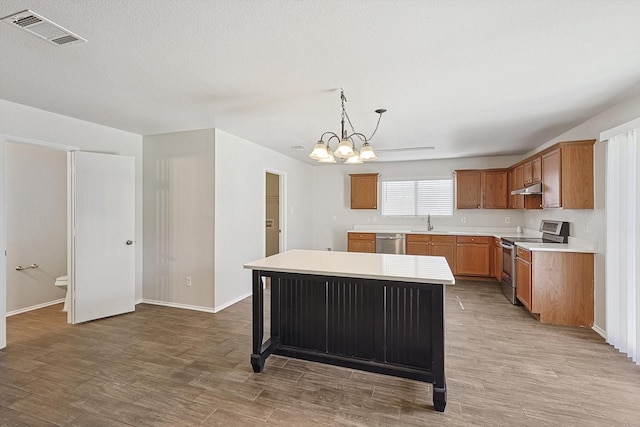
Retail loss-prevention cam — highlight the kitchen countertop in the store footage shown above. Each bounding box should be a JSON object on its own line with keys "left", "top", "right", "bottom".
{"left": 348, "top": 227, "right": 597, "bottom": 253}
{"left": 349, "top": 230, "right": 507, "bottom": 237}
{"left": 244, "top": 249, "right": 455, "bottom": 285}
{"left": 514, "top": 242, "right": 596, "bottom": 253}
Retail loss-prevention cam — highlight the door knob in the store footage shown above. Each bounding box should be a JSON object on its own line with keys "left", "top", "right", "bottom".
{"left": 126, "top": 240, "right": 133, "bottom": 245}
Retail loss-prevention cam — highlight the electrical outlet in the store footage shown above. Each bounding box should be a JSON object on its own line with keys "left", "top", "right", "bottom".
{"left": 186, "top": 276, "right": 192, "bottom": 287}
{"left": 505, "top": 217, "right": 511, "bottom": 224}
{"left": 461, "top": 217, "right": 466, "bottom": 223}
{"left": 332, "top": 215, "right": 337, "bottom": 222}
{"left": 584, "top": 224, "right": 589, "bottom": 233}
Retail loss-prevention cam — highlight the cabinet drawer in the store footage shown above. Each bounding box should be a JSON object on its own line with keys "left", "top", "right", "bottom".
{"left": 431, "top": 235, "right": 455, "bottom": 243}
{"left": 516, "top": 246, "right": 531, "bottom": 262}
{"left": 349, "top": 233, "right": 375, "bottom": 240}
{"left": 407, "top": 234, "right": 430, "bottom": 242}
{"left": 456, "top": 236, "right": 490, "bottom": 244}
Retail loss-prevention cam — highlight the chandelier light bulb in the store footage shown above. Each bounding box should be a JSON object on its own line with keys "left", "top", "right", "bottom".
{"left": 318, "top": 146, "right": 337, "bottom": 163}
{"left": 344, "top": 151, "right": 363, "bottom": 164}
{"left": 359, "top": 142, "right": 377, "bottom": 161}
{"left": 309, "top": 140, "right": 329, "bottom": 160}
{"left": 334, "top": 138, "right": 355, "bottom": 159}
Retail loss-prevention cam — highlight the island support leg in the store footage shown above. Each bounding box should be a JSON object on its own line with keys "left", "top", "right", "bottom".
{"left": 431, "top": 284, "right": 447, "bottom": 412}
{"left": 251, "top": 270, "right": 265, "bottom": 373}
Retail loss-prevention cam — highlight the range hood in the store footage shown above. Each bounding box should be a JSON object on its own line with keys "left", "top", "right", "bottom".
{"left": 510, "top": 181, "right": 543, "bottom": 195}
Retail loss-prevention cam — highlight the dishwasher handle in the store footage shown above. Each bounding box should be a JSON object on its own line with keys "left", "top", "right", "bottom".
{"left": 376, "top": 236, "right": 406, "bottom": 240}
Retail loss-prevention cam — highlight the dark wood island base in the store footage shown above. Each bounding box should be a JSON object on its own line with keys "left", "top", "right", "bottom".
{"left": 249, "top": 268, "right": 448, "bottom": 412}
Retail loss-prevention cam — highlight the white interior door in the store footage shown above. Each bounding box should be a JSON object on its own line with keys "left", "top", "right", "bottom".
{"left": 71, "top": 151, "right": 135, "bottom": 323}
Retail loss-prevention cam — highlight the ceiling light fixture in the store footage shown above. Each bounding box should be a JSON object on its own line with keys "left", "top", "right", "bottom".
{"left": 309, "top": 89, "right": 386, "bottom": 164}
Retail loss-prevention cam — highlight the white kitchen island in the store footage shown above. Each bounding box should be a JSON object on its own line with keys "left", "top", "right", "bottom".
{"left": 244, "top": 249, "right": 455, "bottom": 412}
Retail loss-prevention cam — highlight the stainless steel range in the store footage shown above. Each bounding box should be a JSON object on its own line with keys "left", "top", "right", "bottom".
{"left": 500, "top": 220, "right": 569, "bottom": 304}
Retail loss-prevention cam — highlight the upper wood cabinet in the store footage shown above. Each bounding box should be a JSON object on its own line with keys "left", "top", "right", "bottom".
{"left": 508, "top": 167, "right": 524, "bottom": 209}
{"left": 523, "top": 156, "right": 542, "bottom": 185}
{"left": 482, "top": 170, "right": 508, "bottom": 209}
{"left": 542, "top": 141, "right": 594, "bottom": 209}
{"left": 455, "top": 169, "right": 507, "bottom": 209}
{"left": 350, "top": 174, "right": 379, "bottom": 209}
{"left": 455, "top": 170, "right": 482, "bottom": 209}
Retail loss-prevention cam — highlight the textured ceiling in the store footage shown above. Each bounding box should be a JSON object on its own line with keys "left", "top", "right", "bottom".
{"left": 1, "top": 0, "right": 640, "bottom": 164}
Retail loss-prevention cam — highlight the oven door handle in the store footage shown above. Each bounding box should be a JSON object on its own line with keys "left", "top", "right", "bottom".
{"left": 500, "top": 243, "right": 514, "bottom": 249}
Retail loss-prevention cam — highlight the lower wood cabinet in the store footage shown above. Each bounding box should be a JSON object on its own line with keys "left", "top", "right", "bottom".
{"left": 347, "top": 232, "right": 376, "bottom": 253}
{"left": 516, "top": 247, "right": 594, "bottom": 327}
{"left": 406, "top": 234, "right": 455, "bottom": 272}
{"left": 455, "top": 236, "right": 490, "bottom": 276}
{"left": 515, "top": 247, "right": 532, "bottom": 310}
{"left": 491, "top": 237, "right": 502, "bottom": 282}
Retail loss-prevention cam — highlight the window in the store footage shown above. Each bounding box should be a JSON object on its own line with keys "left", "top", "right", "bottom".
{"left": 381, "top": 178, "right": 453, "bottom": 216}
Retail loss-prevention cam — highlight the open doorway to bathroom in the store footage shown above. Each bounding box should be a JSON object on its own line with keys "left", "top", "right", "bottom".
{"left": 5, "top": 142, "right": 68, "bottom": 336}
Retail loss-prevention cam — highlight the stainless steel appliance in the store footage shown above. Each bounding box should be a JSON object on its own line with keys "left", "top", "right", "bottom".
{"left": 376, "top": 233, "right": 406, "bottom": 254}
{"left": 500, "top": 220, "right": 569, "bottom": 304}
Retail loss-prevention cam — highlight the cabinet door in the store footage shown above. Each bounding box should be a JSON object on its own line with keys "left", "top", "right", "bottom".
{"left": 348, "top": 233, "right": 376, "bottom": 253}
{"left": 513, "top": 165, "right": 524, "bottom": 209}
{"left": 406, "top": 242, "right": 430, "bottom": 255}
{"left": 516, "top": 257, "right": 532, "bottom": 310}
{"left": 482, "top": 170, "right": 508, "bottom": 209}
{"left": 542, "top": 149, "right": 561, "bottom": 208}
{"left": 456, "top": 171, "right": 481, "bottom": 209}
{"left": 431, "top": 240, "right": 455, "bottom": 272}
{"left": 508, "top": 168, "right": 517, "bottom": 209}
{"left": 350, "top": 174, "right": 379, "bottom": 209}
{"left": 348, "top": 239, "right": 376, "bottom": 253}
{"left": 531, "top": 157, "right": 542, "bottom": 183}
{"left": 523, "top": 161, "right": 532, "bottom": 185}
{"left": 492, "top": 239, "right": 502, "bottom": 281}
{"left": 455, "top": 243, "right": 490, "bottom": 276}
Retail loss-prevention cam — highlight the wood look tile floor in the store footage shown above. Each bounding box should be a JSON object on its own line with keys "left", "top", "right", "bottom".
{"left": 2, "top": 280, "right": 640, "bottom": 426}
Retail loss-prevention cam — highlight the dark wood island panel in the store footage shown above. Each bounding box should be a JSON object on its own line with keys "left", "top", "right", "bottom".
{"left": 249, "top": 269, "right": 447, "bottom": 412}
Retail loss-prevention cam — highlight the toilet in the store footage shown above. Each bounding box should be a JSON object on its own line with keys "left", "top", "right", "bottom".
{"left": 54, "top": 275, "right": 70, "bottom": 312}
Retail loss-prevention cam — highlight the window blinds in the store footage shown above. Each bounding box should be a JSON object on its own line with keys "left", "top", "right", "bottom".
{"left": 381, "top": 179, "right": 453, "bottom": 216}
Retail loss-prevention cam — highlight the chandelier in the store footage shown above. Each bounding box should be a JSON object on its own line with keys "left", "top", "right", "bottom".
{"left": 309, "top": 89, "right": 386, "bottom": 164}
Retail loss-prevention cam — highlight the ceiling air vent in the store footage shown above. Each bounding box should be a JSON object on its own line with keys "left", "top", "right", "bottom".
{"left": 1, "top": 9, "right": 86, "bottom": 46}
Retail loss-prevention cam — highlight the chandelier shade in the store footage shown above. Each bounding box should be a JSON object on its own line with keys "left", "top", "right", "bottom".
{"left": 309, "top": 89, "right": 385, "bottom": 164}
{"left": 309, "top": 140, "right": 329, "bottom": 160}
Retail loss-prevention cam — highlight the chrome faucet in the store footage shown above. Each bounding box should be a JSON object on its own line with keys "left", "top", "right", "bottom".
{"left": 427, "top": 214, "right": 434, "bottom": 231}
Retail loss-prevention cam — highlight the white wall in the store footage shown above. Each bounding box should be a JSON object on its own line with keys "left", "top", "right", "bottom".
{"left": 311, "top": 155, "right": 524, "bottom": 251}
{"left": 520, "top": 93, "right": 640, "bottom": 333}
{"left": 0, "top": 99, "right": 143, "bottom": 349}
{"left": 6, "top": 143, "right": 67, "bottom": 312}
{"left": 214, "top": 129, "right": 313, "bottom": 311}
{"left": 142, "top": 130, "right": 215, "bottom": 310}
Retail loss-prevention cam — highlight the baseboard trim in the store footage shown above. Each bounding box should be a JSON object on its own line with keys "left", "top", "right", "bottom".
{"left": 592, "top": 324, "right": 606, "bottom": 339}
{"left": 213, "top": 291, "right": 251, "bottom": 313}
{"left": 140, "top": 299, "right": 216, "bottom": 314}
{"left": 6, "top": 299, "right": 65, "bottom": 317}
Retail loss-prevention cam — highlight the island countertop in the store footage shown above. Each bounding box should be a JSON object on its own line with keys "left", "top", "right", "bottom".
{"left": 244, "top": 249, "right": 455, "bottom": 285}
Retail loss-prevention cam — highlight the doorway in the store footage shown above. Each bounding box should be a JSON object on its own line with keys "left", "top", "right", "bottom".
{"left": 1, "top": 135, "right": 136, "bottom": 349}
{"left": 5, "top": 142, "right": 68, "bottom": 320}
{"left": 265, "top": 172, "right": 281, "bottom": 257}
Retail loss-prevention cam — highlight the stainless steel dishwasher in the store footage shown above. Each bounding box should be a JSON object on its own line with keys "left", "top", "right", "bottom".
{"left": 375, "top": 233, "right": 406, "bottom": 254}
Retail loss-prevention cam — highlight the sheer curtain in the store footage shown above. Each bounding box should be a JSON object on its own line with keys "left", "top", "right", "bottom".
{"left": 606, "top": 127, "right": 639, "bottom": 364}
